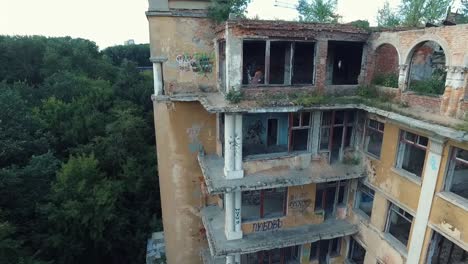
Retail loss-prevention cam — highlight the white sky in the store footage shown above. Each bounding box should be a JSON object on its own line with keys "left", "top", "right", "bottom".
{"left": 0, "top": 0, "right": 461, "bottom": 49}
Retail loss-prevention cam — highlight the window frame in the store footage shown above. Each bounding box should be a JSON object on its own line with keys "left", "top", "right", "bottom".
{"left": 444, "top": 147, "right": 468, "bottom": 200}
{"left": 395, "top": 130, "right": 428, "bottom": 178}
{"left": 354, "top": 182, "right": 375, "bottom": 218}
{"left": 348, "top": 237, "right": 366, "bottom": 264}
{"left": 319, "top": 110, "right": 356, "bottom": 163}
{"left": 384, "top": 203, "right": 413, "bottom": 247}
{"left": 309, "top": 238, "right": 342, "bottom": 261}
{"left": 364, "top": 119, "right": 385, "bottom": 159}
{"left": 241, "top": 39, "right": 316, "bottom": 87}
{"left": 289, "top": 112, "right": 311, "bottom": 152}
{"left": 242, "top": 188, "right": 288, "bottom": 222}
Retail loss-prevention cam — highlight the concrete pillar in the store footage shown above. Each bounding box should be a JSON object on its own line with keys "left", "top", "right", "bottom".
{"left": 398, "top": 64, "right": 409, "bottom": 91}
{"left": 441, "top": 66, "right": 467, "bottom": 117}
{"left": 407, "top": 137, "right": 445, "bottom": 264}
{"left": 310, "top": 111, "right": 321, "bottom": 158}
{"left": 226, "top": 255, "right": 235, "bottom": 264}
{"left": 225, "top": 26, "right": 242, "bottom": 92}
{"left": 225, "top": 191, "right": 242, "bottom": 240}
{"left": 224, "top": 114, "right": 244, "bottom": 179}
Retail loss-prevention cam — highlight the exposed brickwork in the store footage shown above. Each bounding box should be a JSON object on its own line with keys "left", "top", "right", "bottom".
{"left": 400, "top": 92, "right": 442, "bottom": 113}
{"left": 375, "top": 44, "right": 399, "bottom": 76}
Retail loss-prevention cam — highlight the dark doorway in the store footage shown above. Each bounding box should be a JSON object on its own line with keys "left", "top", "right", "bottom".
{"left": 267, "top": 119, "right": 278, "bottom": 146}
{"left": 327, "top": 41, "right": 364, "bottom": 85}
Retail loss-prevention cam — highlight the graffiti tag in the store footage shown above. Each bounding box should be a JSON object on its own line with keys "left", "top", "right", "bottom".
{"left": 288, "top": 199, "right": 312, "bottom": 211}
{"left": 176, "top": 52, "right": 213, "bottom": 75}
{"left": 234, "top": 208, "right": 241, "bottom": 225}
{"left": 252, "top": 219, "right": 283, "bottom": 232}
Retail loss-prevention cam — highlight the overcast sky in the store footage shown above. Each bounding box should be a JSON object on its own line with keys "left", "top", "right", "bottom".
{"left": 0, "top": 0, "right": 459, "bottom": 49}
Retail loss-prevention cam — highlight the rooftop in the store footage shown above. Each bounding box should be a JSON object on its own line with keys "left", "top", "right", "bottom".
{"left": 201, "top": 206, "right": 358, "bottom": 257}
{"left": 198, "top": 153, "right": 364, "bottom": 194}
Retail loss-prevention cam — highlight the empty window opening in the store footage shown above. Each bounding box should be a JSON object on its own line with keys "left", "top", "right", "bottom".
{"left": 427, "top": 232, "right": 468, "bottom": 264}
{"left": 319, "top": 110, "right": 356, "bottom": 163}
{"left": 396, "top": 130, "right": 428, "bottom": 177}
{"left": 290, "top": 112, "right": 311, "bottom": 152}
{"left": 372, "top": 44, "right": 399, "bottom": 88}
{"left": 241, "top": 246, "right": 300, "bottom": 264}
{"left": 327, "top": 41, "right": 364, "bottom": 85}
{"left": 292, "top": 42, "right": 315, "bottom": 84}
{"left": 243, "top": 41, "right": 266, "bottom": 85}
{"left": 348, "top": 238, "right": 365, "bottom": 264}
{"left": 385, "top": 203, "right": 413, "bottom": 247}
{"left": 364, "top": 119, "right": 385, "bottom": 158}
{"left": 355, "top": 183, "right": 375, "bottom": 218}
{"left": 243, "top": 113, "right": 289, "bottom": 156}
{"left": 241, "top": 188, "right": 287, "bottom": 221}
{"left": 315, "top": 181, "right": 348, "bottom": 219}
{"left": 444, "top": 147, "right": 468, "bottom": 200}
{"left": 269, "top": 42, "right": 292, "bottom": 85}
{"left": 408, "top": 41, "right": 446, "bottom": 95}
{"left": 218, "top": 41, "right": 226, "bottom": 91}
{"left": 309, "top": 238, "right": 342, "bottom": 263}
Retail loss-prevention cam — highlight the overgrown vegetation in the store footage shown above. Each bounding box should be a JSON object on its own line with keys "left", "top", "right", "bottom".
{"left": 208, "top": 0, "right": 251, "bottom": 23}
{"left": 297, "top": 0, "right": 340, "bottom": 23}
{"left": 0, "top": 35, "right": 160, "bottom": 264}
{"left": 409, "top": 68, "right": 446, "bottom": 95}
{"left": 225, "top": 89, "right": 244, "bottom": 103}
{"left": 372, "top": 73, "right": 399, "bottom": 88}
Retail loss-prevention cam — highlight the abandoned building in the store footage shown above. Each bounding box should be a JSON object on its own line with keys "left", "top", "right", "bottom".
{"left": 146, "top": 1, "right": 468, "bottom": 263}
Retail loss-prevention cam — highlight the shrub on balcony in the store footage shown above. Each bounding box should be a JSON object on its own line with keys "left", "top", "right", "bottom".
{"left": 372, "top": 73, "right": 398, "bottom": 88}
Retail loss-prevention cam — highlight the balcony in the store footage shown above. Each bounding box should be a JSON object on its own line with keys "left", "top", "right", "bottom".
{"left": 198, "top": 153, "right": 364, "bottom": 194}
{"left": 201, "top": 206, "right": 358, "bottom": 257}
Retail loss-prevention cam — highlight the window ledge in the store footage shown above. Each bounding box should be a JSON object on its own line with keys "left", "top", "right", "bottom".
{"left": 391, "top": 167, "right": 422, "bottom": 186}
{"left": 382, "top": 233, "right": 408, "bottom": 258}
{"left": 437, "top": 192, "right": 468, "bottom": 212}
{"left": 242, "top": 215, "right": 287, "bottom": 224}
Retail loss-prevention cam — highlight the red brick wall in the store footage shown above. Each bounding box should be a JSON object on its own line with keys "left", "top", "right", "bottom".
{"left": 374, "top": 44, "right": 399, "bottom": 76}
{"left": 400, "top": 92, "right": 442, "bottom": 113}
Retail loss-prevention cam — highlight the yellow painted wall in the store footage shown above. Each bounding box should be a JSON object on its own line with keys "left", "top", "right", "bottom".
{"left": 148, "top": 16, "right": 217, "bottom": 94}
{"left": 366, "top": 122, "right": 422, "bottom": 211}
{"left": 241, "top": 184, "right": 324, "bottom": 234}
{"left": 154, "top": 101, "right": 217, "bottom": 264}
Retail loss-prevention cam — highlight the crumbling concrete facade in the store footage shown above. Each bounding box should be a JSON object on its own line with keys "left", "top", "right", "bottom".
{"left": 147, "top": 1, "right": 468, "bottom": 263}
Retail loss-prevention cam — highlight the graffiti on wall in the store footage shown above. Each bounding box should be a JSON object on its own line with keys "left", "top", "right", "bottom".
{"left": 244, "top": 120, "right": 264, "bottom": 145}
{"left": 176, "top": 52, "right": 214, "bottom": 76}
{"left": 187, "top": 124, "right": 202, "bottom": 153}
{"left": 252, "top": 218, "right": 283, "bottom": 232}
{"left": 288, "top": 192, "right": 311, "bottom": 212}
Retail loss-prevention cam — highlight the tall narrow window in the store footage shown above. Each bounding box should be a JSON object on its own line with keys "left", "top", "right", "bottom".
{"left": 364, "top": 119, "right": 385, "bottom": 158}
{"left": 348, "top": 238, "right": 365, "bottom": 264}
{"left": 267, "top": 119, "right": 279, "bottom": 146}
{"left": 396, "top": 130, "right": 428, "bottom": 177}
{"left": 292, "top": 42, "right": 315, "bottom": 84}
{"left": 444, "top": 147, "right": 468, "bottom": 200}
{"left": 385, "top": 203, "right": 413, "bottom": 247}
{"left": 290, "top": 112, "right": 311, "bottom": 151}
{"left": 355, "top": 183, "right": 375, "bottom": 217}
{"left": 269, "top": 42, "right": 291, "bottom": 85}
{"left": 218, "top": 40, "right": 226, "bottom": 91}
{"left": 243, "top": 41, "right": 266, "bottom": 85}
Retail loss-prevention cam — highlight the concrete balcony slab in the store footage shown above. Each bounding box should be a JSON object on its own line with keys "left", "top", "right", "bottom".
{"left": 201, "top": 206, "right": 358, "bottom": 257}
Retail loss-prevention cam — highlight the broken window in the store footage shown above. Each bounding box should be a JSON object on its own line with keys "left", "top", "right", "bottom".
{"left": 290, "top": 112, "right": 311, "bottom": 151}
{"left": 396, "top": 130, "right": 428, "bottom": 177}
{"left": 241, "top": 246, "right": 300, "bottom": 264}
{"left": 309, "top": 238, "right": 342, "bottom": 262}
{"left": 243, "top": 41, "right": 266, "bottom": 85}
{"left": 385, "top": 203, "right": 413, "bottom": 247}
{"left": 444, "top": 147, "right": 468, "bottom": 200}
{"left": 364, "top": 119, "right": 385, "bottom": 158}
{"left": 241, "top": 188, "right": 287, "bottom": 221}
{"left": 292, "top": 42, "right": 315, "bottom": 84}
{"left": 315, "top": 181, "right": 348, "bottom": 218}
{"left": 355, "top": 183, "right": 375, "bottom": 218}
{"left": 348, "top": 238, "right": 365, "bottom": 264}
{"left": 243, "top": 113, "right": 289, "bottom": 156}
{"left": 408, "top": 41, "right": 447, "bottom": 95}
{"left": 327, "top": 41, "right": 364, "bottom": 85}
{"left": 242, "top": 40, "right": 315, "bottom": 86}
{"left": 319, "top": 110, "right": 356, "bottom": 163}
{"left": 218, "top": 40, "right": 226, "bottom": 91}
{"left": 427, "top": 232, "right": 468, "bottom": 264}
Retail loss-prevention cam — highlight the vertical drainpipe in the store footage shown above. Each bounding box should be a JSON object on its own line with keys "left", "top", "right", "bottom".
{"left": 407, "top": 136, "right": 445, "bottom": 264}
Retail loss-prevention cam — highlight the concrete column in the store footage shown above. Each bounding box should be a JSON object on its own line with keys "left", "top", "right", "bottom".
{"left": 224, "top": 114, "right": 244, "bottom": 179}
{"left": 407, "top": 137, "right": 445, "bottom": 264}
{"left": 398, "top": 64, "right": 409, "bottom": 91}
{"left": 310, "top": 111, "right": 321, "bottom": 158}
{"left": 226, "top": 255, "right": 234, "bottom": 264}
{"left": 225, "top": 26, "right": 242, "bottom": 92}
{"left": 225, "top": 192, "right": 243, "bottom": 240}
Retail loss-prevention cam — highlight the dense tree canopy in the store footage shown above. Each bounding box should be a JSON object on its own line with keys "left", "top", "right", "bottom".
{"left": 297, "top": 0, "right": 339, "bottom": 23}
{"left": 207, "top": 0, "right": 252, "bottom": 22}
{"left": 0, "top": 35, "right": 160, "bottom": 264}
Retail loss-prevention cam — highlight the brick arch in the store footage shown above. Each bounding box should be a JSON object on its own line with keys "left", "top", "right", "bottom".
{"left": 403, "top": 34, "right": 451, "bottom": 66}
{"left": 371, "top": 38, "right": 402, "bottom": 65}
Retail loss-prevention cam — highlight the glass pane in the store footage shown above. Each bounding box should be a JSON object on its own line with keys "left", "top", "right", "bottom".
{"left": 331, "top": 238, "right": 340, "bottom": 255}
{"left": 334, "top": 111, "right": 345, "bottom": 124}
{"left": 403, "top": 131, "right": 416, "bottom": 143}
{"left": 401, "top": 143, "right": 426, "bottom": 177}
{"left": 242, "top": 190, "right": 261, "bottom": 221}
{"left": 358, "top": 186, "right": 374, "bottom": 217}
{"left": 320, "top": 128, "right": 330, "bottom": 150}
{"left": 302, "top": 112, "right": 311, "bottom": 126}
{"left": 263, "top": 188, "right": 286, "bottom": 218}
{"left": 292, "top": 112, "right": 300, "bottom": 127}
{"left": 315, "top": 189, "right": 324, "bottom": 210}
{"left": 366, "top": 130, "right": 383, "bottom": 157}
{"left": 322, "top": 111, "right": 332, "bottom": 126}
{"left": 347, "top": 111, "right": 356, "bottom": 123}
{"left": 310, "top": 242, "right": 318, "bottom": 260}
{"left": 457, "top": 148, "right": 468, "bottom": 162}
{"left": 418, "top": 136, "right": 428, "bottom": 147}
{"left": 388, "top": 207, "right": 413, "bottom": 246}
{"left": 450, "top": 159, "right": 468, "bottom": 199}
{"left": 349, "top": 239, "right": 365, "bottom": 264}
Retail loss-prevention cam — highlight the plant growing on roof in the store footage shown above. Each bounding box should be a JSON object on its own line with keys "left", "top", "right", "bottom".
{"left": 225, "top": 89, "right": 244, "bottom": 104}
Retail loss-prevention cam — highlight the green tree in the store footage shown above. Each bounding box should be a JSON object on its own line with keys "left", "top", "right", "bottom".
{"left": 102, "top": 44, "right": 151, "bottom": 67}
{"left": 297, "top": 0, "right": 339, "bottom": 23}
{"left": 459, "top": 0, "right": 468, "bottom": 23}
{"left": 208, "top": 0, "right": 251, "bottom": 23}
{"left": 376, "top": 1, "right": 402, "bottom": 27}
